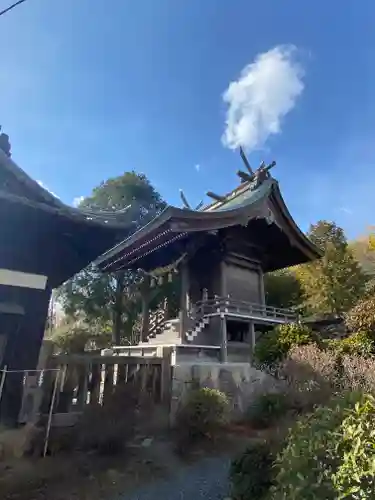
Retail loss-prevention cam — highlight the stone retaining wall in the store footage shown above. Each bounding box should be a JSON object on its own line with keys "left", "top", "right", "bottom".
{"left": 170, "top": 362, "right": 280, "bottom": 421}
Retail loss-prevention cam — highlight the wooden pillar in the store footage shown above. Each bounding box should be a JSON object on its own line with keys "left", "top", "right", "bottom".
{"left": 220, "top": 314, "right": 228, "bottom": 363}
{"left": 112, "top": 272, "right": 124, "bottom": 345}
{"left": 249, "top": 321, "right": 256, "bottom": 353}
{"left": 140, "top": 291, "right": 150, "bottom": 344}
{"left": 140, "top": 298, "right": 150, "bottom": 343}
{"left": 179, "top": 261, "right": 190, "bottom": 339}
{"left": 258, "top": 269, "right": 265, "bottom": 306}
{"left": 139, "top": 275, "right": 150, "bottom": 343}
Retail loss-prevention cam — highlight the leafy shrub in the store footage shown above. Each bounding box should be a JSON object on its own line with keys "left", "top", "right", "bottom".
{"left": 245, "top": 392, "right": 290, "bottom": 429}
{"left": 272, "top": 391, "right": 372, "bottom": 500}
{"left": 279, "top": 344, "right": 375, "bottom": 414}
{"left": 175, "top": 388, "right": 229, "bottom": 441}
{"left": 345, "top": 296, "right": 375, "bottom": 334}
{"left": 278, "top": 343, "right": 340, "bottom": 405}
{"left": 331, "top": 395, "right": 375, "bottom": 498}
{"left": 331, "top": 331, "right": 375, "bottom": 357}
{"left": 230, "top": 441, "right": 275, "bottom": 500}
{"left": 341, "top": 355, "right": 375, "bottom": 394}
{"left": 281, "top": 344, "right": 339, "bottom": 382}
{"left": 254, "top": 323, "right": 318, "bottom": 367}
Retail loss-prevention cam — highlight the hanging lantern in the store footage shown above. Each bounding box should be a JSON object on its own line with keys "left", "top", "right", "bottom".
{"left": 158, "top": 276, "right": 163, "bottom": 286}
{"left": 168, "top": 271, "right": 173, "bottom": 283}
{"left": 150, "top": 278, "right": 156, "bottom": 288}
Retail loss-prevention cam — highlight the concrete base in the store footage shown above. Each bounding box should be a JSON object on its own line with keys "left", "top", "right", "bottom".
{"left": 170, "top": 361, "right": 280, "bottom": 422}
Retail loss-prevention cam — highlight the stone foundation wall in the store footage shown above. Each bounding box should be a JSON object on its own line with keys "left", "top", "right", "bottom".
{"left": 170, "top": 362, "right": 280, "bottom": 422}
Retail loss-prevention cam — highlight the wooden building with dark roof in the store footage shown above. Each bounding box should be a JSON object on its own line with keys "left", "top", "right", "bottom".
{"left": 96, "top": 158, "right": 322, "bottom": 360}
{"left": 0, "top": 134, "right": 132, "bottom": 424}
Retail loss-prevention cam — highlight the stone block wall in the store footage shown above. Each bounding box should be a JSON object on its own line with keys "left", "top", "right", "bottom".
{"left": 170, "top": 362, "right": 280, "bottom": 422}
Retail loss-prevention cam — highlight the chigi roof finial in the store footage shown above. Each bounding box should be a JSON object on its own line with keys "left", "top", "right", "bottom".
{"left": 0, "top": 126, "right": 11, "bottom": 157}
{"left": 236, "top": 146, "right": 276, "bottom": 190}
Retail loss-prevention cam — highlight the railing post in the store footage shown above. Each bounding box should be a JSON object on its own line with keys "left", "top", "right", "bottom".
{"left": 179, "top": 261, "right": 190, "bottom": 339}
{"left": 76, "top": 361, "right": 89, "bottom": 410}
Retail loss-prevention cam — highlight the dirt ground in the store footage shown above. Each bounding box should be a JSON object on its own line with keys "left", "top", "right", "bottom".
{"left": 0, "top": 448, "right": 168, "bottom": 500}
{"left": 0, "top": 425, "right": 263, "bottom": 500}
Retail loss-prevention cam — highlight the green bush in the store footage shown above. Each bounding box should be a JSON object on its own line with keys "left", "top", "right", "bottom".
{"left": 245, "top": 392, "right": 290, "bottom": 429}
{"left": 331, "top": 394, "right": 375, "bottom": 498}
{"left": 330, "top": 331, "right": 375, "bottom": 357}
{"left": 175, "top": 387, "right": 229, "bottom": 441}
{"left": 345, "top": 297, "right": 375, "bottom": 334}
{"left": 272, "top": 391, "right": 375, "bottom": 499}
{"left": 230, "top": 441, "right": 275, "bottom": 500}
{"left": 254, "top": 323, "right": 318, "bottom": 367}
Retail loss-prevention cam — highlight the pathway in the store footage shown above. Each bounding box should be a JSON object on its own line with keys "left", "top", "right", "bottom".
{"left": 116, "top": 455, "right": 232, "bottom": 500}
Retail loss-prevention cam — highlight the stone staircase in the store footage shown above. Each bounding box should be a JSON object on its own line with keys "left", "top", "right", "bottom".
{"left": 140, "top": 308, "right": 212, "bottom": 346}
{"left": 140, "top": 318, "right": 181, "bottom": 346}
{"left": 185, "top": 316, "right": 210, "bottom": 342}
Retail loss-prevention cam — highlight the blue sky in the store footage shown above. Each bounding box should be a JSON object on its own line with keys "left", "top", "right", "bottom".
{"left": 1, "top": 0, "right": 374, "bottom": 239}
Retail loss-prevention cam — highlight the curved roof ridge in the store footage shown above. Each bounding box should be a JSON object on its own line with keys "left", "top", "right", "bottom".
{"left": 270, "top": 181, "right": 323, "bottom": 258}
{"left": 0, "top": 149, "right": 133, "bottom": 227}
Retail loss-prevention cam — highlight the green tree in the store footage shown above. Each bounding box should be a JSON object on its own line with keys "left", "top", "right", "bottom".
{"left": 296, "top": 221, "right": 367, "bottom": 316}
{"left": 308, "top": 220, "right": 347, "bottom": 251}
{"left": 264, "top": 269, "right": 303, "bottom": 310}
{"left": 80, "top": 171, "right": 165, "bottom": 228}
{"left": 349, "top": 229, "right": 375, "bottom": 277}
{"left": 57, "top": 171, "right": 166, "bottom": 344}
{"left": 369, "top": 229, "right": 375, "bottom": 252}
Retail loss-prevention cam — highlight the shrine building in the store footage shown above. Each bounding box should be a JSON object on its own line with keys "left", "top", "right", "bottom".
{"left": 96, "top": 156, "right": 322, "bottom": 363}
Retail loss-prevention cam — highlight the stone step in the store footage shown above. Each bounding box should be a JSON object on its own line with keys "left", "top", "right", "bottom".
{"left": 140, "top": 322, "right": 182, "bottom": 346}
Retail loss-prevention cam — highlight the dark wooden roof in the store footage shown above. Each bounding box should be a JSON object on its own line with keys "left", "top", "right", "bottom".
{"left": 0, "top": 150, "right": 132, "bottom": 228}
{"left": 96, "top": 175, "right": 322, "bottom": 273}
{"left": 0, "top": 150, "right": 133, "bottom": 287}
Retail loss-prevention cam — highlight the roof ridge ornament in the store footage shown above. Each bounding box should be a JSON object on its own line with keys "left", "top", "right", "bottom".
{"left": 239, "top": 146, "right": 254, "bottom": 175}
{"left": 179, "top": 189, "right": 203, "bottom": 211}
{"left": 237, "top": 147, "right": 276, "bottom": 191}
{"left": 0, "top": 126, "right": 11, "bottom": 157}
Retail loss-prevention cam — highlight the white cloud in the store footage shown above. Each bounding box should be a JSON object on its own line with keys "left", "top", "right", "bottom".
{"left": 36, "top": 180, "right": 60, "bottom": 199}
{"left": 222, "top": 45, "right": 305, "bottom": 151}
{"left": 195, "top": 164, "right": 201, "bottom": 172}
{"left": 72, "top": 196, "right": 85, "bottom": 207}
